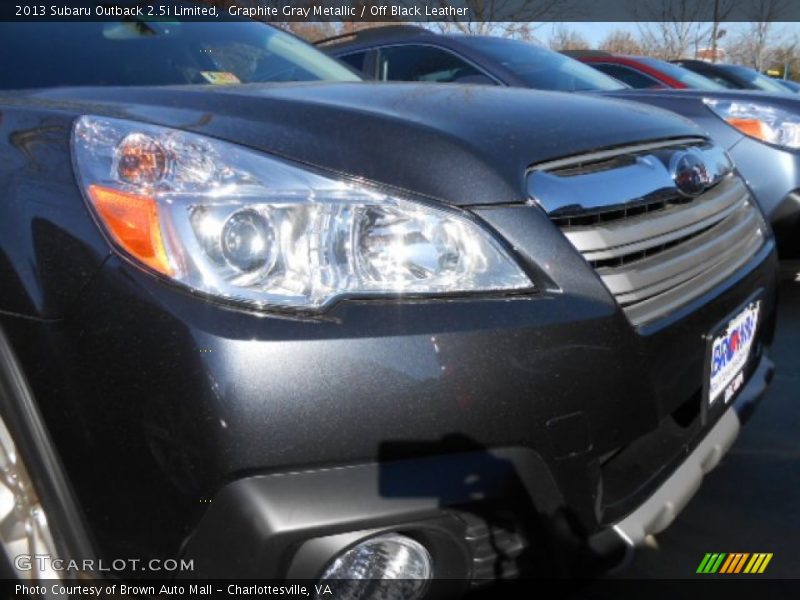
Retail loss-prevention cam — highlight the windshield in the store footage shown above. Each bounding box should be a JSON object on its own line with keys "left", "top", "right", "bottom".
{"left": 464, "top": 37, "right": 627, "bottom": 91}
{"left": 0, "top": 22, "right": 360, "bottom": 90}
{"left": 722, "top": 65, "right": 791, "bottom": 94}
{"left": 636, "top": 57, "right": 726, "bottom": 91}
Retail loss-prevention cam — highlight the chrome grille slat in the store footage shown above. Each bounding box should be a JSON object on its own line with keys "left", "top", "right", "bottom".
{"left": 564, "top": 175, "right": 747, "bottom": 261}
{"left": 529, "top": 140, "right": 731, "bottom": 218}
{"left": 531, "top": 137, "right": 708, "bottom": 172}
{"left": 624, "top": 229, "right": 765, "bottom": 326}
{"left": 600, "top": 205, "right": 760, "bottom": 304}
{"left": 528, "top": 140, "right": 766, "bottom": 326}
{"left": 601, "top": 213, "right": 761, "bottom": 306}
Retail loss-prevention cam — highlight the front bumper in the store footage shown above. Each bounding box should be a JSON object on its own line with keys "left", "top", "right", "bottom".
{"left": 612, "top": 394, "right": 742, "bottom": 548}
{"left": 181, "top": 352, "right": 773, "bottom": 585}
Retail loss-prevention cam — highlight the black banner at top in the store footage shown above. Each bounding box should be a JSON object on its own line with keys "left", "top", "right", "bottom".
{"left": 5, "top": 0, "right": 800, "bottom": 23}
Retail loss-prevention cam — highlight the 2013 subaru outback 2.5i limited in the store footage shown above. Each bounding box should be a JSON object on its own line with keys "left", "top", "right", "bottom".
{"left": 0, "top": 20, "right": 778, "bottom": 596}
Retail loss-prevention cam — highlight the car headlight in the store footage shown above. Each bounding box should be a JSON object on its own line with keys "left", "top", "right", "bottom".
{"left": 704, "top": 98, "right": 800, "bottom": 149}
{"left": 72, "top": 116, "right": 532, "bottom": 311}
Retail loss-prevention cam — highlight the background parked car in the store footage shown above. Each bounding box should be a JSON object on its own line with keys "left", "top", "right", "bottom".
{"left": 774, "top": 78, "right": 800, "bottom": 94}
{"left": 673, "top": 60, "right": 794, "bottom": 94}
{"left": 565, "top": 51, "right": 727, "bottom": 91}
{"left": 321, "top": 27, "right": 800, "bottom": 257}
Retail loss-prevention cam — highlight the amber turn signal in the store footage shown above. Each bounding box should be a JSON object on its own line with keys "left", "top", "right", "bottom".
{"left": 87, "top": 184, "right": 172, "bottom": 275}
{"left": 726, "top": 118, "right": 770, "bottom": 141}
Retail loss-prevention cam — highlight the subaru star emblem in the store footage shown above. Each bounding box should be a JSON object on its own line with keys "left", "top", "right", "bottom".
{"left": 670, "top": 149, "right": 711, "bottom": 197}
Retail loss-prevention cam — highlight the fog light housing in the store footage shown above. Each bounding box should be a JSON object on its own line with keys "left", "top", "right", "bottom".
{"left": 318, "top": 533, "right": 433, "bottom": 599}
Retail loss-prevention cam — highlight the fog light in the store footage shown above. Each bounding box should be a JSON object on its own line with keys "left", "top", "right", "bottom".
{"left": 318, "top": 533, "right": 432, "bottom": 600}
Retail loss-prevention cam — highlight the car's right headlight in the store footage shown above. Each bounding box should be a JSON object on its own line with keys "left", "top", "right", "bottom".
{"left": 704, "top": 98, "right": 800, "bottom": 150}
{"left": 72, "top": 116, "right": 532, "bottom": 312}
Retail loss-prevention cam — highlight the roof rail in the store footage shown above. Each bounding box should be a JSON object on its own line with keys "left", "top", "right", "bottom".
{"left": 314, "top": 25, "right": 433, "bottom": 47}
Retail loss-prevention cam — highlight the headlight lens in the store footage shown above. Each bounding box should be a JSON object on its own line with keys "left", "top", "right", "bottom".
{"left": 705, "top": 98, "right": 800, "bottom": 149}
{"left": 72, "top": 116, "right": 532, "bottom": 311}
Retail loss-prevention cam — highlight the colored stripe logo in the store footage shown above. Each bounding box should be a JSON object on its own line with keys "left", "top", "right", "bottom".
{"left": 697, "top": 553, "right": 773, "bottom": 574}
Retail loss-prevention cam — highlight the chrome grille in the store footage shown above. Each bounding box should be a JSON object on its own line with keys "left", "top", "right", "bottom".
{"left": 528, "top": 139, "right": 766, "bottom": 326}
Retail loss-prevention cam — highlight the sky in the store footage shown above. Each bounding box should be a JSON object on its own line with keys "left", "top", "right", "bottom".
{"left": 549, "top": 21, "right": 799, "bottom": 48}
{"left": 567, "top": 21, "right": 638, "bottom": 46}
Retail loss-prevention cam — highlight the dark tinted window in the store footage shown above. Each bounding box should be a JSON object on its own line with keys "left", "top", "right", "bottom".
{"left": 674, "top": 60, "right": 742, "bottom": 90}
{"left": 695, "top": 71, "right": 740, "bottom": 89}
{"left": 377, "top": 45, "right": 487, "bottom": 83}
{"left": 339, "top": 51, "right": 369, "bottom": 74}
{"left": 592, "top": 63, "right": 663, "bottom": 88}
{"left": 464, "top": 37, "right": 626, "bottom": 91}
{"left": 0, "top": 22, "right": 359, "bottom": 90}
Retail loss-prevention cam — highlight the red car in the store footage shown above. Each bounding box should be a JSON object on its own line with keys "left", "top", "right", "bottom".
{"left": 565, "top": 50, "right": 726, "bottom": 91}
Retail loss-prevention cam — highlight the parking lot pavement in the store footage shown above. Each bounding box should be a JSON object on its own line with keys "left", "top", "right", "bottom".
{"left": 618, "top": 264, "right": 800, "bottom": 579}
